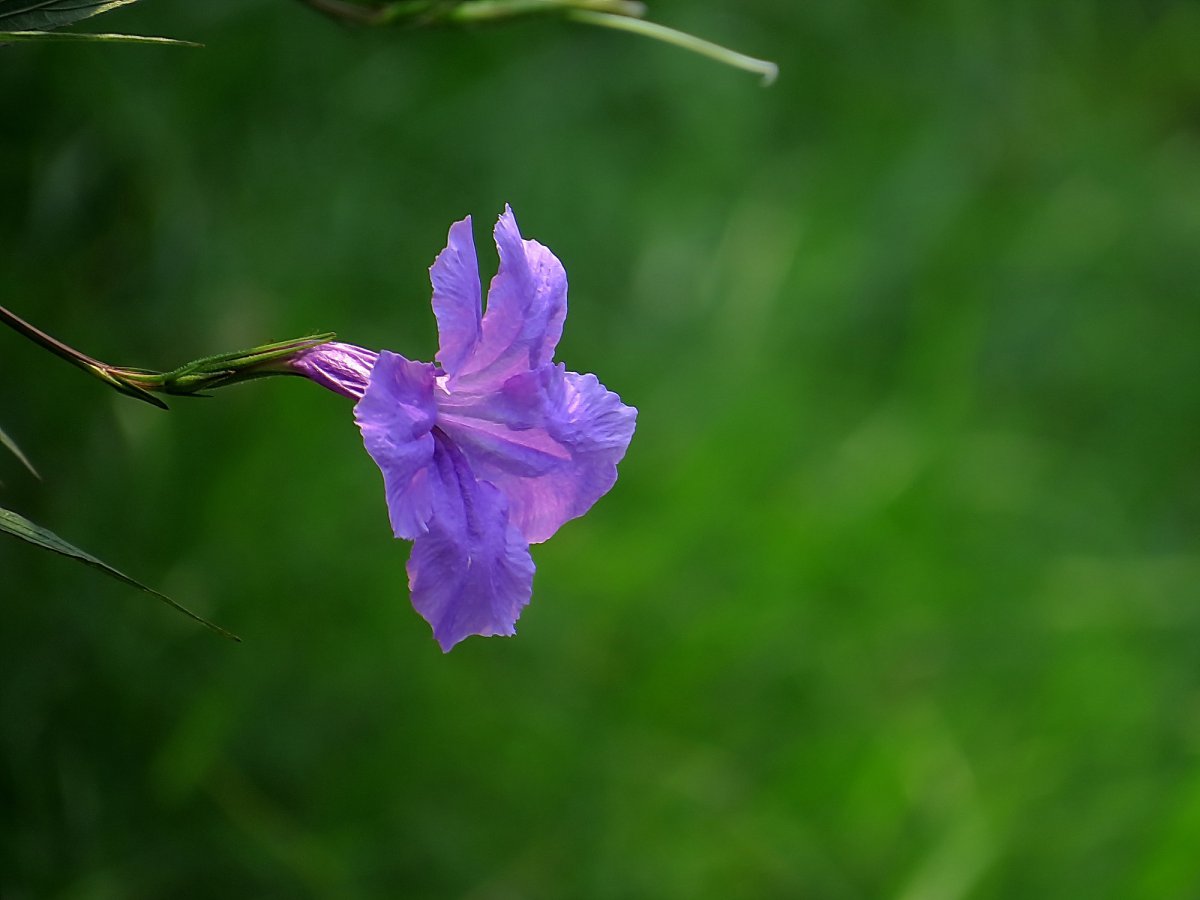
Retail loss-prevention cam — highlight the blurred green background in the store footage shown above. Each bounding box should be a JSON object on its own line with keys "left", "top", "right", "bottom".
{"left": 3, "top": 1, "right": 1200, "bottom": 897}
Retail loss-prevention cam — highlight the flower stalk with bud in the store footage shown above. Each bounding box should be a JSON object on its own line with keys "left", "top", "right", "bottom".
{"left": 1, "top": 206, "right": 636, "bottom": 652}
{"left": 0, "top": 304, "right": 334, "bottom": 409}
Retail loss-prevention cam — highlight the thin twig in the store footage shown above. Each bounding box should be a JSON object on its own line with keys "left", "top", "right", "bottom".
{"left": 568, "top": 9, "right": 777, "bottom": 84}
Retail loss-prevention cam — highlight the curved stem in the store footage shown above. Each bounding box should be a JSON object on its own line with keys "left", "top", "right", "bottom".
{"left": 1, "top": 303, "right": 334, "bottom": 409}
{"left": 300, "top": 0, "right": 645, "bottom": 26}
{"left": 449, "top": 0, "right": 644, "bottom": 21}
{"left": 0, "top": 303, "right": 108, "bottom": 373}
{"left": 0, "top": 304, "right": 164, "bottom": 406}
{"left": 567, "top": 9, "right": 777, "bottom": 84}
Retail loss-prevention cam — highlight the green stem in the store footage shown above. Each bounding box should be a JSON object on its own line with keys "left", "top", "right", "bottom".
{"left": 300, "top": 0, "right": 438, "bottom": 25}
{"left": 566, "top": 9, "right": 777, "bottom": 84}
{"left": 0, "top": 304, "right": 107, "bottom": 372}
{"left": 297, "top": 0, "right": 776, "bottom": 81}
{"left": 0, "top": 304, "right": 334, "bottom": 409}
{"left": 301, "top": 0, "right": 644, "bottom": 26}
{"left": 0, "top": 303, "right": 163, "bottom": 405}
{"left": 448, "top": 0, "right": 644, "bottom": 22}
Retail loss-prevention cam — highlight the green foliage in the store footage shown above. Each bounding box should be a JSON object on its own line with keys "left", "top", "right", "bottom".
{"left": 0, "top": 29, "right": 195, "bottom": 44}
{"left": 2, "top": 2, "right": 1200, "bottom": 898}
{"left": 0, "top": 0, "right": 140, "bottom": 32}
{"left": 0, "top": 507, "right": 238, "bottom": 639}
{"left": 0, "top": 424, "right": 38, "bottom": 479}
{"left": 2, "top": 416, "right": 232, "bottom": 640}
{"left": 0, "top": 0, "right": 192, "bottom": 45}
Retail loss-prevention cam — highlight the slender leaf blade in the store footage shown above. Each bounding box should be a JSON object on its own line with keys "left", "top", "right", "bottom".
{"left": 0, "top": 425, "right": 39, "bottom": 479}
{"left": 0, "top": 29, "right": 198, "bottom": 45}
{"left": 0, "top": 506, "right": 239, "bottom": 641}
{"left": 0, "top": 0, "right": 140, "bottom": 31}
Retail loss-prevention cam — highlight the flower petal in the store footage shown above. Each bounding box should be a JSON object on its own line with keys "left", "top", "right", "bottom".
{"left": 430, "top": 216, "right": 482, "bottom": 375}
{"left": 289, "top": 342, "right": 379, "bottom": 400}
{"left": 455, "top": 206, "right": 567, "bottom": 387}
{"left": 407, "top": 433, "right": 535, "bottom": 652}
{"left": 438, "top": 363, "right": 636, "bottom": 544}
{"left": 354, "top": 351, "right": 439, "bottom": 540}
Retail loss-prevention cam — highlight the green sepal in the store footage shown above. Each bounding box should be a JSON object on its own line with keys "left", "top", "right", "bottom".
{"left": 117, "top": 333, "right": 338, "bottom": 400}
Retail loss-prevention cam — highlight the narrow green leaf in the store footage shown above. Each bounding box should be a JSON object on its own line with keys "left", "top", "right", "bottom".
{"left": 0, "top": 0, "right": 140, "bottom": 32}
{"left": 0, "top": 506, "right": 240, "bottom": 641}
{"left": 0, "top": 425, "right": 39, "bottom": 479}
{"left": 0, "top": 29, "right": 198, "bottom": 45}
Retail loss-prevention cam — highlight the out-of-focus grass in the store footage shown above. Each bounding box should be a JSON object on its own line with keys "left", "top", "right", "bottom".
{"left": 2, "top": 2, "right": 1200, "bottom": 897}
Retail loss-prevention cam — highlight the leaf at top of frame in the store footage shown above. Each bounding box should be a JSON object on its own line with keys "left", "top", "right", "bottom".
{"left": 0, "top": 0, "right": 140, "bottom": 32}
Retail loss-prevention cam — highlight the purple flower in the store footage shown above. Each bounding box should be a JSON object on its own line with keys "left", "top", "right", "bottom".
{"left": 291, "top": 207, "right": 636, "bottom": 651}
